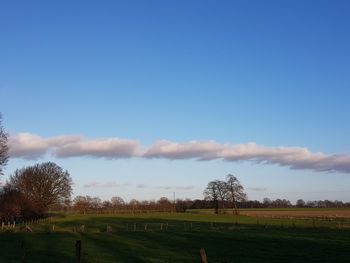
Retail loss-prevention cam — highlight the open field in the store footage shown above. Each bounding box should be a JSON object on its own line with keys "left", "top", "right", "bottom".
{"left": 1, "top": 210, "right": 350, "bottom": 262}
{"left": 239, "top": 208, "right": 350, "bottom": 218}
{"left": 189, "top": 208, "right": 350, "bottom": 218}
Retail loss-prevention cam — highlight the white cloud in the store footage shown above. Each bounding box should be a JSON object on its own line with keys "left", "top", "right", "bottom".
{"left": 55, "top": 138, "right": 142, "bottom": 158}
{"left": 8, "top": 132, "right": 350, "bottom": 174}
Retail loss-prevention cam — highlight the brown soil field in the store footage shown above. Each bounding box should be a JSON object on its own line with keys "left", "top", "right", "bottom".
{"left": 240, "top": 209, "right": 350, "bottom": 218}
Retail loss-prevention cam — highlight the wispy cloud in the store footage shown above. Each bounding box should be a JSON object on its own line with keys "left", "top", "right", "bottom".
{"left": 83, "top": 181, "right": 193, "bottom": 190}
{"left": 247, "top": 187, "right": 268, "bottom": 191}
{"left": 8, "top": 132, "right": 350, "bottom": 174}
{"left": 83, "top": 181, "right": 130, "bottom": 188}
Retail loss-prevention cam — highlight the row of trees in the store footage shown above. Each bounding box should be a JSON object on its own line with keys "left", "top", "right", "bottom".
{"left": 53, "top": 196, "right": 350, "bottom": 214}
{"left": 71, "top": 196, "right": 191, "bottom": 213}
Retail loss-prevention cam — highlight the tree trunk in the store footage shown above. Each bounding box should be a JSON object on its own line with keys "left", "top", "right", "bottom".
{"left": 232, "top": 198, "right": 239, "bottom": 215}
{"left": 214, "top": 199, "right": 219, "bottom": 214}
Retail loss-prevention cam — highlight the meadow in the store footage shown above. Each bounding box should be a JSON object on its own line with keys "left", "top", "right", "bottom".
{"left": 1, "top": 209, "right": 350, "bottom": 262}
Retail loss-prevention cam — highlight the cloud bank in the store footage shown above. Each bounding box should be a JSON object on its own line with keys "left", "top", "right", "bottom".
{"left": 8, "top": 133, "right": 350, "bottom": 174}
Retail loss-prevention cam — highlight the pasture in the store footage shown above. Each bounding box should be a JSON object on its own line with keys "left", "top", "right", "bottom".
{"left": 0, "top": 209, "right": 350, "bottom": 262}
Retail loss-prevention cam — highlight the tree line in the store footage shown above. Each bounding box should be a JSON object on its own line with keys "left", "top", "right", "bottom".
{"left": 50, "top": 195, "right": 350, "bottom": 215}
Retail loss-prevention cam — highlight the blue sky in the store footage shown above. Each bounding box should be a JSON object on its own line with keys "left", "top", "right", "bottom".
{"left": 1, "top": 0, "right": 350, "bottom": 202}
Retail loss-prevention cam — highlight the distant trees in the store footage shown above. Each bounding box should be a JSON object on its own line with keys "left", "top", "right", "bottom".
{"left": 6, "top": 162, "right": 73, "bottom": 214}
{"left": 0, "top": 113, "right": 9, "bottom": 176}
{"left": 262, "top": 198, "right": 292, "bottom": 208}
{"left": 111, "top": 196, "right": 125, "bottom": 209}
{"left": 296, "top": 199, "right": 306, "bottom": 208}
{"left": 70, "top": 196, "right": 193, "bottom": 214}
{"left": 204, "top": 174, "right": 247, "bottom": 215}
{"left": 45, "top": 194, "right": 350, "bottom": 214}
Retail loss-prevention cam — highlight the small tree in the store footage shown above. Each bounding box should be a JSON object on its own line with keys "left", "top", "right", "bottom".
{"left": 225, "top": 174, "right": 247, "bottom": 215}
{"left": 9, "top": 162, "right": 73, "bottom": 213}
{"left": 204, "top": 181, "right": 219, "bottom": 214}
{"left": 296, "top": 199, "right": 306, "bottom": 208}
{"left": 111, "top": 196, "right": 125, "bottom": 211}
{"left": 0, "top": 113, "right": 9, "bottom": 176}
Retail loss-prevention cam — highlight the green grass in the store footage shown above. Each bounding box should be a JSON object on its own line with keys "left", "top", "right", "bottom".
{"left": 1, "top": 211, "right": 350, "bottom": 262}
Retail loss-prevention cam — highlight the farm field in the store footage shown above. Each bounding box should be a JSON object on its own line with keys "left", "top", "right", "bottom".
{"left": 1, "top": 210, "right": 350, "bottom": 262}
{"left": 189, "top": 208, "right": 350, "bottom": 218}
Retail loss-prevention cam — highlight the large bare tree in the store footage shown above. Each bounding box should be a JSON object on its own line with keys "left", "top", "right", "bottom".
{"left": 225, "top": 174, "right": 247, "bottom": 215}
{"left": 9, "top": 162, "right": 73, "bottom": 213}
{"left": 215, "top": 180, "right": 228, "bottom": 210}
{"left": 0, "top": 113, "right": 9, "bottom": 176}
{"left": 204, "top": 181, "right": 219, "bottom": 214}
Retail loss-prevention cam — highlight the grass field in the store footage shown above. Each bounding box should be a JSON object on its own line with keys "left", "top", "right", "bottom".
{"left": 1, "top": 209, "right": 350, "bottom": 262}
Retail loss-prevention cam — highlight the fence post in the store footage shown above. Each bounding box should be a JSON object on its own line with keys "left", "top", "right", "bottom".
{"left": 75, "top": 240, "right": 82, "bottom": 263}
{"left": 200, "top": 248, "right": 208, "bottom": 263}
{"left": 21, "top": 240, "right": 27, "bottom": 263}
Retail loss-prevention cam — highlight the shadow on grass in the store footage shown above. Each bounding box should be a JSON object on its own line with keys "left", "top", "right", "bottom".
{"left": 1, "top": 217, "right": 350, "bottom": 262}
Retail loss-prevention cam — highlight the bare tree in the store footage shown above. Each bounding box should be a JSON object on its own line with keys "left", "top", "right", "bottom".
{"left": 296, "top": 199, "right": 306, "bottom": 208}
{"left": 215, "top": 180, "right": 228, "bottom": 211}
{"left": 111, "top": 196, "right": 125, "bottom": 211}
{"left": 73, "top": 196, "right": 91, "bottom": 214}
{"left": 9, "top": 162, "right": 73, "bottom": 213}
{"left": 225, "top": 174, "right": 247, "bottom": 215}
{"left": 0, "top": 113, "right": 9, "bottom": 176}
{"left": 204, "top": 181, "right": 219, "bottom": 214}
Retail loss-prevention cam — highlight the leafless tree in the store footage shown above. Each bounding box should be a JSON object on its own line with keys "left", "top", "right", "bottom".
{"left": 225, "top": 174, "right": 247, "bottom": 215}
{"left": 215, "top": 180, "right": 228, "bottom": 210}
{"left": 111, "top": 196, "right": 125, "bottom": 211}
{"left": 9, "top": 162, "right": 73, "bottom": 213}
{"left": 204, "top": 181, "right": 219, "bottom": 214}
{"left": 0, "top": 113, "right": 9, "bottom": 176}
{"left": 73, "top": 196, "right": 91, "bottom": 214}
{"left": 157, "top": 197, "right": 172, "bottom": 211}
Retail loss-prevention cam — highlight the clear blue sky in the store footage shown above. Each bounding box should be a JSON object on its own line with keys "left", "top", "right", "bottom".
{"left": 1, "top": 0, "right": 350, "bottom": 202}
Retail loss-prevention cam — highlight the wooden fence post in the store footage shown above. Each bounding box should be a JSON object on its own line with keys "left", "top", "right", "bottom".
{"left": 75, "top": 240, "right": 82, "bottom": 263}
{"left": 21, "top": 240, "right": 27, "bottom": 263}
{"left": 200, "top": 248, "right": 208, "bottom": 263}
